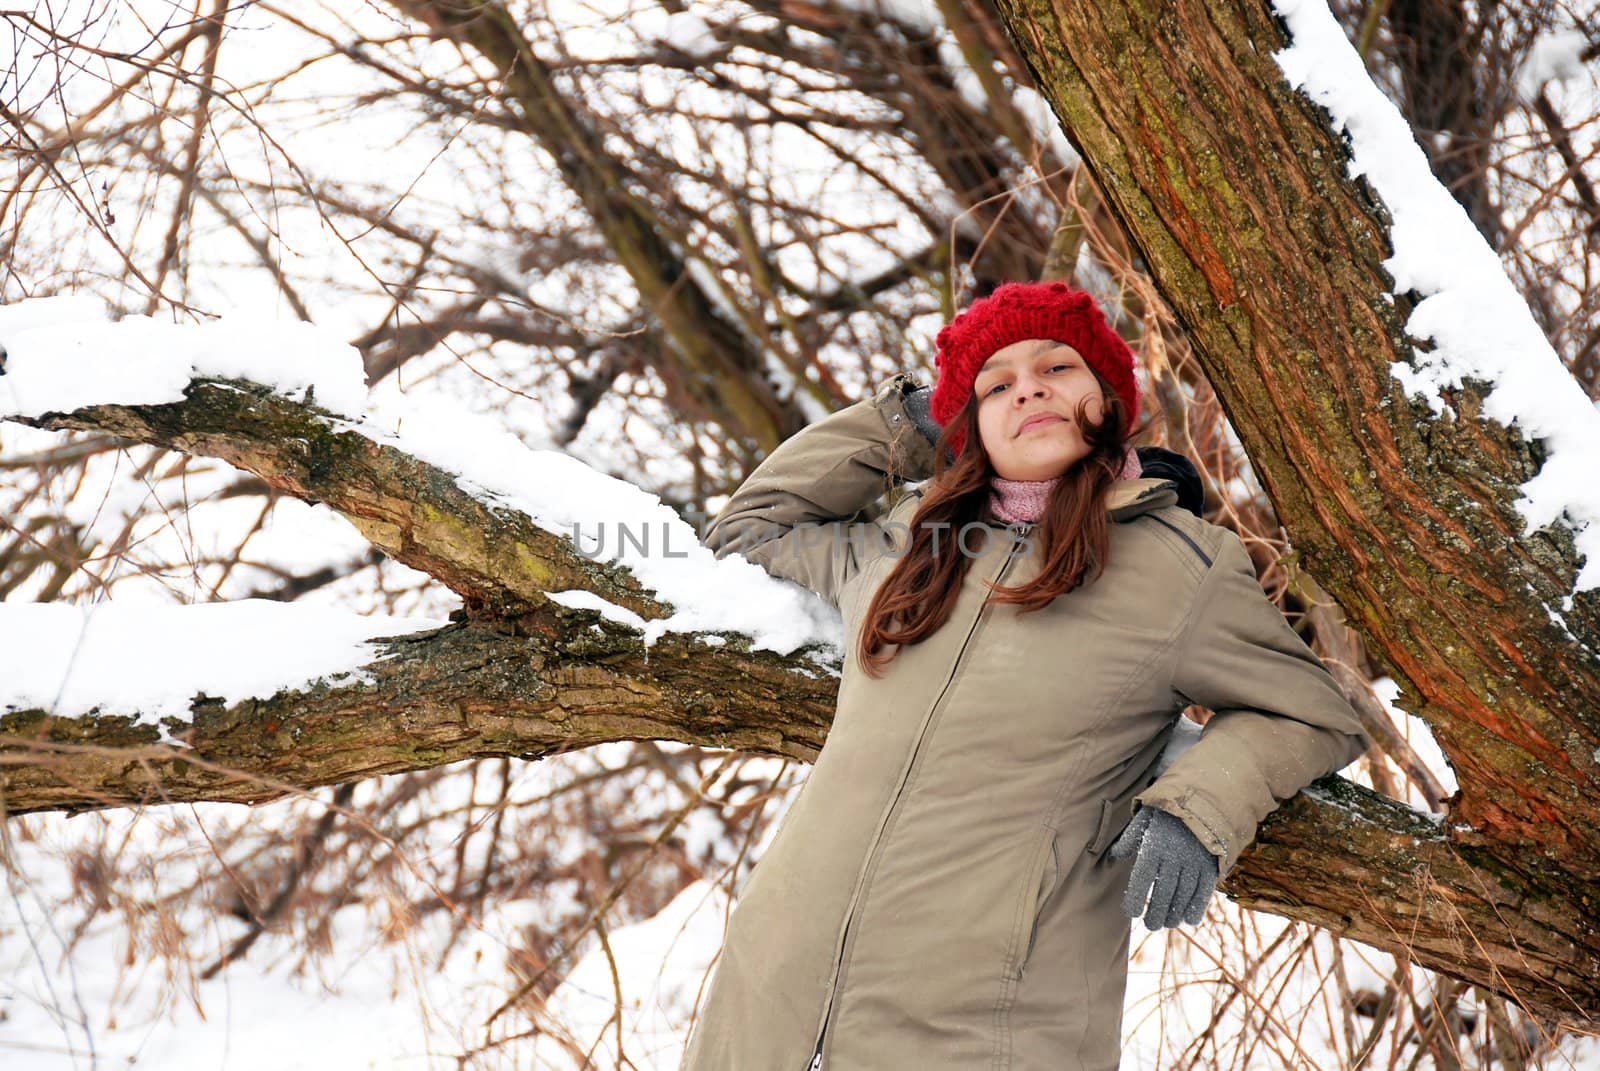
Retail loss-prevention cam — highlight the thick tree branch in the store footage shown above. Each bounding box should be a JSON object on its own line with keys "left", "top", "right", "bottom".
{"left": 2, "top": 604, "right": 1593, "bottom": 1021}
{"left": 7, "top": 0, "right": 1600, "bottom": 1028}
{"left": 1238, "top": 781, "right": 1600, "bottom": 1028}
{"left": 0, "top": 607, "right": 836, "bottom": 816}
{"left": 11, "top": 380, "right": 659, "bottom": 620}
{"left": 4, "top": 365, "right": 1598, "bottom": 1020}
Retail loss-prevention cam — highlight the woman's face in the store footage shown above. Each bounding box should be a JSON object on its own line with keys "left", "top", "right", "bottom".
{"left": 973, "top": 338, "right": 1104, "bottom": 481}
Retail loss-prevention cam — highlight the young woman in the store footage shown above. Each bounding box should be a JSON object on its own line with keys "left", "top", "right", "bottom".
{"left": 683, "top": 282, "right": 1370, "bottom": 1071}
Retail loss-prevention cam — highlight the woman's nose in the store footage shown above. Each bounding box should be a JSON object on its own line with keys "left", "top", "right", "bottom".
{"left": 1013, "top": 378, "right": 1049, "bottom": 403}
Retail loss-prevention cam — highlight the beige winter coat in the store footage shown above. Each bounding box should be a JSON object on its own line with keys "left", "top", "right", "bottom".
{"left": 683, "top": 374, "right": 1370, "bottom": 1071}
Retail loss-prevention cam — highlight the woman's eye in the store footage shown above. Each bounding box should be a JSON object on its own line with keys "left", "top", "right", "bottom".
{"left": 1048, "top": 363, "right": 1070, "bottom": 373}
{"left": 985, "top": 381, "right": 1008, "bottom": 396}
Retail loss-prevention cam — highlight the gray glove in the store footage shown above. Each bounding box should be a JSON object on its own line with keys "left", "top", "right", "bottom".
{"left": 1108, "top": 806, "right": 1220, "bottom": 930}
{"left": 902, "top": 384, "right": 943, "bottom": 449}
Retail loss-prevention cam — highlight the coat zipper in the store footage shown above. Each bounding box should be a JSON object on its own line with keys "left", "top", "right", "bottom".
{"left": 805, "top": 526, "right": 1029, "bottom": 1067}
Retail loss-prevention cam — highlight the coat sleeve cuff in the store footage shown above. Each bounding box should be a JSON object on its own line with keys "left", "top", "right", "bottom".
{"left": 1132, "top": 785, "right": 1242, "bottom": 877}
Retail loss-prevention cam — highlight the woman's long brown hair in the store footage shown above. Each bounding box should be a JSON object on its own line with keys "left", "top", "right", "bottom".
{"left": 856, "top": 370, "right": 1131, "bottom": 677}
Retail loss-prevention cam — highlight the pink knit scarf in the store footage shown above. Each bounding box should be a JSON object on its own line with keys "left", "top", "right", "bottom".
{"left": 988, "top": 448, "right": 1142, "bottom": 524}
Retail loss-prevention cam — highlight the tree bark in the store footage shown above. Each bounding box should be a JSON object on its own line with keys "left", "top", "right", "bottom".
{"left": 989, "top": 0, "right": 1600, "bottom": 1024}
{"left": 1239, "top": 782, "right": 1600, "bottom": 1027}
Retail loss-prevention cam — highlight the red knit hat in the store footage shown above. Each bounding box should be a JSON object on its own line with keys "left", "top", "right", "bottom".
{"left": 931, "top": 281, "right": 1141, "bottom": 456}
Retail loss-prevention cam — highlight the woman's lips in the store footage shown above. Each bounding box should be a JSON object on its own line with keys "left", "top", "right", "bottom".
{"left": 1016, "top": 413, "right": 1065, "bottom": 436}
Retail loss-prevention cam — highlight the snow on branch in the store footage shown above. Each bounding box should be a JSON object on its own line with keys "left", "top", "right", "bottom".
{"left": 1515, "top": 28, "right": 1594, "bottom": 101}
{"left": 0, "top": 600, "right": 439, "bottom": 738}
{"left": 1272, "top": 0, "right": 1600, "bottom": 598}
{"left": 0, "top": 298, "right": 841, "bottom": 651}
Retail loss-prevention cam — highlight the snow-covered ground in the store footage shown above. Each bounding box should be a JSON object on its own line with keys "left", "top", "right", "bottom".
{"left": 1, "top": 819, "right": 729, "bottom": 1070}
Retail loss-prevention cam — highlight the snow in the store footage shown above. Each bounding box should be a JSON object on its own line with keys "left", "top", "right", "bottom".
{"left": 0, "top": 801, "right": 728, "bottom": 1071}
{"left": 0, "top": 753, "right": 786, "bottom": 1071}
{"left": 0, "top": 600, "right": 440, "bottom": 730}
{"left": 10, "top": 793, "right": 1600, "bottom": 1070}
{"left": 1272, "top": 0, "right": 1600, "bottom": 593}
{"left": 683, "top": 259, "right": 743, "bottom": 340}
{"left": 648, "top": 11, "right": 721, "bottom": 60}
{"left": 761, "top": 347, "right": 832, "bottom": 426}
{"left": 0, "top": 298, "right": 846, "bottom": 661}
{"left": 529, "top": 880, "right": 732, "bottom": 1068}
{"left": 0, "top": 299, "right": 368, "bottom": 420}
{"left": 2, "top": 859, "right": 436, "bottom": 1069}
{"left": 938, "top": 38, "right": 989, "bottom": 113}
{"left": 547, "top": 588, "right": 650, "bottom": 632}
{"left": 833, "top": 0, "right": 941, "bottom": 37}
{"left": 347, "top": 389, "right": 843, "bottom": 654}
{"left": 1371, "top": 676, "right": 1459, "bottom": 799}
{"left": 929, "top": 188, "right": 989, "bottom": 242}
{"left": 6, "top": 5, "right": 1596, "bottom": 1064}
{"left": 1012, "top": 85, "right": 1081, "bottom": 168}
{"left": 1515, "top": 29, "right": 1592, "bottom": 100}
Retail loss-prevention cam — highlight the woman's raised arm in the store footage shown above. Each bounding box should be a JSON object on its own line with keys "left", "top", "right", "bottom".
{"left": 703, "top": 373, "right": 936, "bottom": 608}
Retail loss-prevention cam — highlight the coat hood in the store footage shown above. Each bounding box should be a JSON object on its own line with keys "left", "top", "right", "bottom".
{"left": 1106, "top": 476, "right": 1181, "bottom": 522}
{"left": 1134, "top": 445, "right": 1204, "bottom": 518}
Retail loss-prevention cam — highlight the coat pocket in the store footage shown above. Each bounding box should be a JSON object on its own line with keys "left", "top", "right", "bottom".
{"left": 1010, "top": 827, "right": 1060, "bottom": 981}
{"left": 1084, "top": 784, "right": 1149, "bottom": 857}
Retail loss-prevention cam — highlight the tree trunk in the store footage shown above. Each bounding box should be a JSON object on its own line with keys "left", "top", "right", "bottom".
{"left": 990, "top": 0, "right": 1600, "bottom": 1024}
